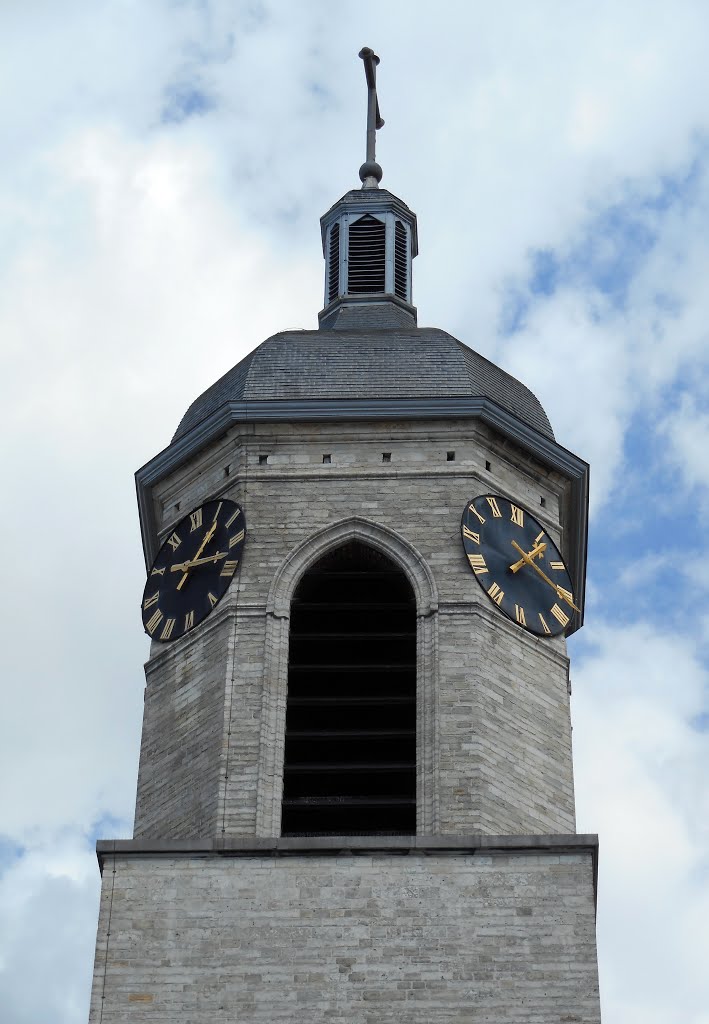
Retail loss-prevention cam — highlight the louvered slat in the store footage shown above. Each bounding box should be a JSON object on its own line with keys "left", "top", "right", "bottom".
{"left": 347, "top": 214, "right": 386, "bottom": 293}
{"left": 327, "top": 223, "right": 340, "bottom": 302}
{"left": 394, "top": 220, "right": 407, "bottom": 299}
{"left": 282, "top": 541, "right": 416, "bottom": 836}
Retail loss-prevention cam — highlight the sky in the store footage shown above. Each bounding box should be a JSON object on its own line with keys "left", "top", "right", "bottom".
{"left": 1, "top": 1, "right": 708, "bottom": 1021}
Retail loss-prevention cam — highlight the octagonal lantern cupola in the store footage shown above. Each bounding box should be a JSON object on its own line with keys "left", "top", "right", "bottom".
{"left": 318, "top": 188, "right": 418, "bottom": 329}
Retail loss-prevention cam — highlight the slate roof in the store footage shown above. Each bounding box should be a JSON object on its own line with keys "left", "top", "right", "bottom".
{"left": 322, "top": 187, "right": 416, "bottom": 217}
{"left": 320, "top": 301, "right": 417, "bottom": 330}
{"left": 172, "top": 328, "right": 554, "bottom": 442}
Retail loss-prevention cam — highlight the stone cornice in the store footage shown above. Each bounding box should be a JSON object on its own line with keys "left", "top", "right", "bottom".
{"left": 97, "top": 834, "right": 599, "bottom": 905}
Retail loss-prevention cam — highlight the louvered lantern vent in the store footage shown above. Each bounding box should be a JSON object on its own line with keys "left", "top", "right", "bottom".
{"left": 327, "top": 223, "right": 340, "bottom": 303}
{"left": 394, "top": 220, "right": 407, "bottom": 300}
{"left": 348, "top": 214, "right": 386, "bottom": 293}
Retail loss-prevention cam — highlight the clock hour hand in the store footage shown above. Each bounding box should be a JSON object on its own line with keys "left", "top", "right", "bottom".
{"left": 172, "top": 552, "right": 227, "bottom": 573}
{"left": 509, "top": 541, "right": 546, "bottom": 573}
{"left": 510, "top": 540, "right": 581, "bottom": 613}
{"left": 176, "top": 520, "right": 220, "bottom": 591}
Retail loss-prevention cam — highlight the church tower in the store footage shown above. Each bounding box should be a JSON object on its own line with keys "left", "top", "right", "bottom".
{"left": 89, "top": 49, "right": 601, "bottom": 1022}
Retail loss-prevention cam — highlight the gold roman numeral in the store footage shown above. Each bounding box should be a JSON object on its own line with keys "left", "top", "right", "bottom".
{"left": 556, "top": 586, "right": 574, "bottom": 605}
{"left": 468, "top": 553, "right": 488, "bottom": 575}
{"left": 468, "top": 503, "right": 486, "bottom": 524}
{"left": 225, "top": 507, "right": 241, "bottom": 529}
{"left": 510, "top": 505, "right": 524, "bottom": 527}
{"left": 539, "top": 613, "right": 552, "bottom": 635}
{"left": 159, "top": 618, "right": 176, "bottom": 640}
{"left": 515, "top": 604, "right": 526, "bottom": 625}
{"left": 549, "top": 561, "right": 564, "bottom": 570}
{"left": 150, "top": 566, "right": 166, "bottom": 576}
{"left": 534, "top": 530, "right": 545, "bottom": 546}
{"left": 190, "top": 508, "right": 203, "bottom": 532}
{"left": 208, "top": 592, "right": 218, "bottom": 608}
{"left": 462, "top": 524, "right": 481, "bottom": 544}
{"left": 550, "top": 604, "right": 570, "bottom": 627}
{"left": 184, "top": 610, "right": 195, "bottom": 631}
{"left": 167, "top": 532, "right": 181, "bottom": 551}
{"left": 488, "top": 582, "right": 504, "bottom": 605}
{"left": 220, "top": 560, "right": 238, "bottom": 577}
{"left": 229, "top": 528, "right": 245, "bottom": 549}
{"left": 145, "top": 608, "right": 164, "bottom": 635}
{"left": 143, "top": 591, "right": 160, "bottom": 610}
{"left": 486, "top": 496, "right": 502, "bottom": 517}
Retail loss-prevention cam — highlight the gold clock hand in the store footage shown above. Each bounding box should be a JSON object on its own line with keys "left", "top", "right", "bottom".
{"left": 510, "top": 539, "right": 581, "bottom": 613}
{"left": 171, "top": 552, "right": 227, "bottom": 572}
{"left": 176, "top": 518, "right": 219, "bottom": 591}
{"left": 510, "top": 541, "right": 546, "bottom": 573}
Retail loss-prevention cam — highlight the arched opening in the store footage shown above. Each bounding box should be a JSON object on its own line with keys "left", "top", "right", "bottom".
{"left": 281, "top": 540, "right": 416, "bottom": 836}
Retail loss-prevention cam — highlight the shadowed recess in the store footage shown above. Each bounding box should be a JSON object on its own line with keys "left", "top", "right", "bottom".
{"left": 281, "top": 541, "right": 416, "bottom": 836}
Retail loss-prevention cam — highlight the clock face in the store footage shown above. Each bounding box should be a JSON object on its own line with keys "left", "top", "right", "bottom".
{"left": 461, "top": 494, "right": 576, "bottom": 638}
{"left": 141, "top": 498, "right": 245, "bottom": 642}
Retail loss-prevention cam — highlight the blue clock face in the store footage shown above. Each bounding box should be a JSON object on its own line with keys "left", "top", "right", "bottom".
{"left": 141, "top": 498, "right": 245, "bottom": 642}
{"left": 461, "top": 494, "right": 577, "bottom": 638}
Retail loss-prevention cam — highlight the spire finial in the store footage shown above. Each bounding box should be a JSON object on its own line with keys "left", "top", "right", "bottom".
{"left": 358, "top": 47, "right": 384, "bottom": 188}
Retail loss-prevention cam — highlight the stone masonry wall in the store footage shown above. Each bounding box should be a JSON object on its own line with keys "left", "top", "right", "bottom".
{"left": 134, "top": 616, "right": 229, "bottom": 837}
{"left": 134, "top": 418, "right": 575, "bottom": 838}
{"left": 89, "top": 848, "right": 601, "bottom": 1024}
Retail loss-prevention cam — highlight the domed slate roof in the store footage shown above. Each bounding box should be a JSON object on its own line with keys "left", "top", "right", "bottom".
{"left": 172, "top": 327, "right": 554, "bottom": 442}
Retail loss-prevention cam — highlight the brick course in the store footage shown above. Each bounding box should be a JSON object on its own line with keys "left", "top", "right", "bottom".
{"left": 89, "top": 848, "right": 600, "bottom": 1023}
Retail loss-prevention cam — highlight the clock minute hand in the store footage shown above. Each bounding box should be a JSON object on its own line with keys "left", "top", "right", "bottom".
{"left": 509, "top": 539, "right": 581, "bottom": 613}
{"left": 171, "top": 552, "right": 227, "bottom": 572}
{"left": 176, "top": 520, "right": 219, "bottom": 591}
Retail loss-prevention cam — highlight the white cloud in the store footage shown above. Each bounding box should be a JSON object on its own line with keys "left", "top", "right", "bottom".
{"left": 0, "top": 836, "right": 99, "bottom": 1024}
{"left": 660, "top": 392, "right": 709, "bottom": 496}
{"left": 572, "top": 623, "right": 709, "bottom": 1024}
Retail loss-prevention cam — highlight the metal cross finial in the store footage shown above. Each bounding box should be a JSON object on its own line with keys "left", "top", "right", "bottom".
{"left": 358, "top": 47, "right": 384, "bottom": 187}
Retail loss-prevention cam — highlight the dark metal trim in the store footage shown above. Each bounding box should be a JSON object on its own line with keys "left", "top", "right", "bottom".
{"left": 318, "top": 292, "right": 417, "bottom": 328}
{"left": 320, "top": 189, "right": 419, "bottom": 256}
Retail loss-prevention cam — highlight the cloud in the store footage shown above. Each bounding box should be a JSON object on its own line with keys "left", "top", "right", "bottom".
{"left": 659, "top": 391, "right": 709, "bottom": 497}
{"left": 572, "top": 622, "right": 709, "bottom": 1024}
{"left": 0, "top": 120, "right": 322, "bottom": 846}
{"left": 0, "top": 835, "right": 99, "bottom": 1024}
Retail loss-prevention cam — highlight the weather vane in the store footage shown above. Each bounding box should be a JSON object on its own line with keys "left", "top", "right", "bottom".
{"left": 359, "top": 47, "right": 384, "bottom": 187}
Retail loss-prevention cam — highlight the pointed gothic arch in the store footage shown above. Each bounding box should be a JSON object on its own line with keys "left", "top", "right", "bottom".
{"left": 256, "top": 517, "right": 439, "bottom": 836}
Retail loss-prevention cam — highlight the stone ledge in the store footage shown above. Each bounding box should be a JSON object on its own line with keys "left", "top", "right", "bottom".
{"left": 97, "top": 834, "right": 598, "bottom": 901}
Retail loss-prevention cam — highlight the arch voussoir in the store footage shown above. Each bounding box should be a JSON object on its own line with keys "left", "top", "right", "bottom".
{"left": 266, "top": 516, "right": 438, "bottom": 619}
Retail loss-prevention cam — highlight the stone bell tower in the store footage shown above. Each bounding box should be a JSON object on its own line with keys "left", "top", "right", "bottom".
{"left": 89, "top": 49, "right": 601, "bottom": 1023}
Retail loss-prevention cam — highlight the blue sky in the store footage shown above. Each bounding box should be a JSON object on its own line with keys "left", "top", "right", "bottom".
{"left": 1, "top": 2, "right": 709, "bottom": 1022}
